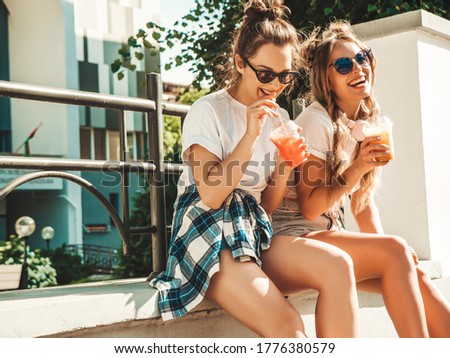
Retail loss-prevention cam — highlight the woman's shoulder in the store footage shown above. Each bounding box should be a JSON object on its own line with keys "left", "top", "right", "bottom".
{"left": 185, "top": 91, "right": 226, "bottom": 124}
{"left": 295, "top": 101, "right": 333, "bottom": 130}
{"left": 189, "top": 89, "right": 242, "bottom": 113}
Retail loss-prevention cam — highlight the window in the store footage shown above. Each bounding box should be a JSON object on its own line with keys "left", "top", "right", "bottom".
{"left": 80, "top": 128, "right": 92, "bottom": 159}
{"left": 83, "top": 224, "right": 111, "bottom": 234}
{"left": 108, "top": 131, "right": 120, "bottom": 161}
{"left": 93, "top": 129, "right": 106, "bottom": 160}
{"left": 0, "top": 130, "right": 9, "bottom": 153}
{"left": 127, "top": 133, "right": 134, "bottom": 160}
{"left": 80, "top": 128, "right": 146, "bottom": 161}
{"left": 136, "top": 132, "right": 146, "bottom": 160}
{"left": 80, "top": 128, "right": 107, "bottom": 160}
{"left": 109, "top": 193, "right": 119, "bottom": 225}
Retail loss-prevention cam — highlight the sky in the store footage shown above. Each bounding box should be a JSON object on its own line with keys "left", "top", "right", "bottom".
{"left": 159, "top": 0, "right": 197, "bottom": 85}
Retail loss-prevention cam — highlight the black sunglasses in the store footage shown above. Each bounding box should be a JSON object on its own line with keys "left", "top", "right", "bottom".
{"left": 243, "top": 58, "right": 299, "bottom": 84}
{"left": 329, "top": 48, "right": 373, "bottom": 75}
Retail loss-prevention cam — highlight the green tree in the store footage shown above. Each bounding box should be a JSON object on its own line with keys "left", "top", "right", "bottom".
{"left": 287, "top": 0, "right": 448, "bottom": 30}
{"left": 178, "top": 87, "right": 211, "bottom": 105}
{"left": 112, "top": 0, "right": 449, "bottom": 95}
{"left": 112, "top": 0, "right": 245, "bottom": 89}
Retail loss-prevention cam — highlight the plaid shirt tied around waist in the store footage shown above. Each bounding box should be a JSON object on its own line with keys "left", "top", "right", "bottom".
{"left": 149, "top": 184, "right": 273, "bottom": 321}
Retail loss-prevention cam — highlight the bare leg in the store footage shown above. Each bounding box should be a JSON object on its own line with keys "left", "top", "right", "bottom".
{"left": 306, "top": 230, "right": 429, "bottom": 337}
{"left": 416, "top": 266, "right": 450, "bottom": 337}
{"left": 358, "top": 267, "right": 450, "bottom": 337}
{"left": 261, "top": 235, "right": 359, "bottom": 337}
{"left": 205, "top": 249, "right": 307, "bottom": 338}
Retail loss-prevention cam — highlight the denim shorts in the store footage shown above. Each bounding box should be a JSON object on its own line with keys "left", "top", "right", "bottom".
{"left": 271, "top": 208, "right": 345, "bottom": 237}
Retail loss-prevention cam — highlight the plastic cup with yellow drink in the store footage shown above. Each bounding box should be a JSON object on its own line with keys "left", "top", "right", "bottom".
{"left": 364, "top": 115, "right": 395, "bottom": 162}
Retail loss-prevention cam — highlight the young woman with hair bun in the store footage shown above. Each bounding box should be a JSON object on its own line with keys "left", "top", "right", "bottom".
{"left": 151, "top": 1, "right": 362, "bottom": 338}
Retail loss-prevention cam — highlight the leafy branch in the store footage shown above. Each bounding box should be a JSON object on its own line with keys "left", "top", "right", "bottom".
{"left": 111, "top": 0, "right": 448, "bottom": 90}
{"left": 110, "top": 22, "right": 167, "bottom": 80}
{"left": 111, "top": 0, "right": 245, "bottom": 88}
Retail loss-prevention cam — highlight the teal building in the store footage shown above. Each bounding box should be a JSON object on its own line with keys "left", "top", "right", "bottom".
{"left": 0, "top": 0, "right": 160, "bottom": 259}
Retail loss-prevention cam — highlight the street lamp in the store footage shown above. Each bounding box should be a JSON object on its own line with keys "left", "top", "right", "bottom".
{"left": 15, "top": 216, "right": 36, "bottom": 289}
{"left": 41, "top": 226, "right": 55, "bottom": 250}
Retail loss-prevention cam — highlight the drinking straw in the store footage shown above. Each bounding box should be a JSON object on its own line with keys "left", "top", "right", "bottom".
{"left": 278, "top": 111, "right": 288, "bottom": 136}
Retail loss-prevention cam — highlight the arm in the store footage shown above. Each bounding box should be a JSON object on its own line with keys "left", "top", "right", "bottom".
{"left": 189, "top": 99, "right": 281, "bottom": 209}
{"left": 351, "top": 195, "right": 384, "bottom": 234}
{"left": 260, "top": 162, "right": 294, "bottom": 214}
{"left": 189, "top": 134, "right": 257, "bottom": 209}
{"left": 296, "top": 136, "right": 389, "bottom": 221}
{"left": 260, "top": 130, "right": 309, "bottom": 214}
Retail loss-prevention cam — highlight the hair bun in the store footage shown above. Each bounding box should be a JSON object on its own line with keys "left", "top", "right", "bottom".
{"left": 323, "top": 20, "right": 354, "bottom": 38}
{"left": 243, "top": 0, "right": 288, "bottom": 23}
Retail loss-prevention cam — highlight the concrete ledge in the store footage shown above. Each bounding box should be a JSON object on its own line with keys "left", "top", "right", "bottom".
{"left": 353, "top": 10, "right": 450, "bottom": 41}
{"left": 0, "top": 261, "right": 444, "bottom": 338}
{"left": 0, "top": 277, "right": 384, "bottom": 338}
{"left": 0, "top": 278, "right": 158, "bottom": 337}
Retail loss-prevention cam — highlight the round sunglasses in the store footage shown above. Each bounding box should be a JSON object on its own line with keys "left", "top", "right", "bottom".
{"left": 329, "top": 48, "right": 373, "bottom": 75}
{"left": 244, "top": 58, "right": 299, "bottom": 84}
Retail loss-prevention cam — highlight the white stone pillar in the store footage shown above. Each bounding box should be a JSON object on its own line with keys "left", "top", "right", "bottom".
{"left": 344, "top": 10, "right": 450, "bottom": 276}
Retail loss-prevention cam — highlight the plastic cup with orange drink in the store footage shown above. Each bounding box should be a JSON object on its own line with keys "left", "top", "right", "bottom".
{"left": 364, "top": 115, "right": 395, "bottom": 162}
{"left": 269, "top": 119, "right": 304, "bottom": 166}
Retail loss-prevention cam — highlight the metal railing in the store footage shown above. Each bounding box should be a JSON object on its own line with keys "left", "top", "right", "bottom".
{"left": 0, "top": 73, "right": 188, "bottom": 275}
{"left": 65, "top": 244, "right": 120, "bottom": 274}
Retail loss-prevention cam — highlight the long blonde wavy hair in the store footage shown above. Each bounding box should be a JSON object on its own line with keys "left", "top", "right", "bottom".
{"left": 299, "top": 20, "right": 381, "bottom": 214}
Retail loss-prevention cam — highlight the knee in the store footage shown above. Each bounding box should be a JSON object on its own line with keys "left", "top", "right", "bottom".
{"left": 382, "top": 235, "right": 415, "bottom": 269}
{"left": 415, "top": 265, "right": 431, "bottom": 283}
{"left": 317, "top": 249, "right": 355, "bottom": 291}
{"left": 330, "top": 250, "right": 355, "bottom": 279}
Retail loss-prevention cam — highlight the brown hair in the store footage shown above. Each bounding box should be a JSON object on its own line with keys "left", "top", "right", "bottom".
{"left": 300, "top": 20, "right": 380, "bottom": 214}
{"left": 214, "top": 0, "right": 300, "bottom": 93}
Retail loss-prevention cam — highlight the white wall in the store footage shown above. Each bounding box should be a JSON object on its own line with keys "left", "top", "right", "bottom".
{"left": 5, "top": 0, "right": 70, "bottom": 157}
{"left": 370, "top": 31, "right": 431, "bottom": 257}
{"left": 417, "top": 32, "right": 450, "bottom": 273}
{"left": 71, "top": 0, "right": 160, "bottom": 131}
{"left": 352, "top": 11, "right": 450, "bottom": 275}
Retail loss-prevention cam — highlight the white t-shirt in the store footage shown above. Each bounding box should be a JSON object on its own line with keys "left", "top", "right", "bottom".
{"left": 296, "top": 101, "right": 356, "bottom": 161}
{"left": 178, "top": 89, "right": 290, "bottom": 203}
{"left": 280, "top": 101, "right": 357, "bottom": 208}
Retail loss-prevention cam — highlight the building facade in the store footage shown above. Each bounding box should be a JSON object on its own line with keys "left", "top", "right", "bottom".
{"left": 0, "top": 0, "right": 160, "bottom": 257}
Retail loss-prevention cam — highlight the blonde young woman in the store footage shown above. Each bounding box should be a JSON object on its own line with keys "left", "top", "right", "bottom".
{"left": 271, "top": 20, "right": 450, "bottom": 337}
{"left": 151, "top": 1, "right": 364, "bottom": 338}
